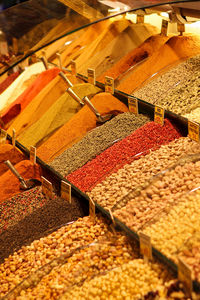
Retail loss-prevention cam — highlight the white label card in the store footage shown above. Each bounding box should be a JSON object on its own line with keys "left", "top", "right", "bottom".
{"left": 128, "top": 96, "right": 138, "bottom": 115}
{"left": 105, "top": 76, "right": 114, "bottom": 94}
{"left": 41, "top": 176, "right": 53, "bottom": 199}
{"left": 61, "top": 180, "right": 71, "bottom": 203}
{"left": 139, "top": 232, "right": 152, "bottom": 261}
{"left": 12, "top": 129, "right": 16, "bottom": 147}
{"left": 89, "top": 198, "right": 95, "bottom": 222}
{"left": 0, "top": 41, "right": 8, "bottom": 55}
{"left": 30, "top": 146, "right": 36, "bottom": 164}
{"left": 161, "top": 19, "right": 168, "bottom": 36}
{"left": 87, "top": 68, "right": 96, "bottom": 85}
{"left": 71, "top": 60, "right": 77, "bottom": 75}
{"left": 0, "top": 129, "right": 7, "bottom": 144}
{"left": 178, "top": 257, "right": 192, "bottom": 296}
{"left": 154, "top": 106, "right": 165, "bottom": 126}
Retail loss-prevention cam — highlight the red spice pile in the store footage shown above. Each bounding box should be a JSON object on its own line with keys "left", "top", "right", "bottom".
{"left": 0, "top": 72, "right": 20, "bottom": 95}
{"left": 67, "top": 119, "right": 181, "bottom": 192}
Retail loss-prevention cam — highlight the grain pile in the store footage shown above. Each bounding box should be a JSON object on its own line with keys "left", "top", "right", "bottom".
{"left": 50, "top": 113, "right": 150, "bottom": 176}
{"left": 67, "top": 119, "right": 181, "bottom": 192}
{"left": 89, "top": 137, "right": 200, "bottom": 210}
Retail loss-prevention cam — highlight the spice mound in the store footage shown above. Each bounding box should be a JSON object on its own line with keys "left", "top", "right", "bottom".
{"left": 0, "top": 144, "right": 25, "bottom": 176}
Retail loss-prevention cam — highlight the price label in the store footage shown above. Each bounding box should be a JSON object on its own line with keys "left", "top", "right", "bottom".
{"left": 128, "top": 96, "right": 138, "bottom": 115}
{"left": 87, "top": 68, "right": 96, "bottom": 85}
{"left": 154, "top": 106, "right": 165, "bottom": 126}
{"left": 161, "top": 19, "right": 168, "bottom": 36}
{"left": 30, "top": 146, "right": 36, "bottom": 164}
{"left": 178, "top": 257, "right": 192, "bottom": 296}
{"left": 89, "top": 198, "right": 95, "bottom": 222}
{"left": 0, "top": 129, "right": 7, "bottom": 144}
{"left": 12, "top": 37, "right": 18, "bottom": 55}
{"left": 0, "top": 41, "right": 8, "bottom": 55}
{"left": 177, "top": 23, "right": 185, "bottom": 35}
{"left": 139, "top": 232, "right": 152, "bottom": 261}
{"left": 12, "top": 129, "right": 16, "bottom": 147}
{"left": 188, "top": 120, "right": 199, "bottom": 142}
{"left": 105, "top": 76, "right": 114, "bottom": 94}
{"left": 61, "top": 180, "right": 71, "bottom": 203}
{"left": 41, "top": 176, "right": 53, "bottom": 199}
{"left": 70, "top": 60, "right": 77, "bottom": 76}
{"left": 13, "top": 65, "right": 19, "bottom": 73}
{"left": 137, "top": 15, "right": 144, "bottom": 23}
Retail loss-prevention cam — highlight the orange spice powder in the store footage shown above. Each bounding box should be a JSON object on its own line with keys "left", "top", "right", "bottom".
{"left": 37, "top": 92, "right": 128, "bottom": 162}
{"left": 0, "top": 144, "right": 25, "bottom": 176}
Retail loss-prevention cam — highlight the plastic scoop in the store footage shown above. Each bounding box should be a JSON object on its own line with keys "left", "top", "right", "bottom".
{"left": 59, "top": 72, "right": 84, "bottom": 105}
{"left": 4, "top": 160, "right": 41, "bottom": 190}
{"left": 83, "top": 96, "right": 115, "bottom": 124}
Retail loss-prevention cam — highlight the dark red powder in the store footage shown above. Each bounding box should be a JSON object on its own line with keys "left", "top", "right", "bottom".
{"left": 67, "top": 119, "right": 181, "bottom": 192}
{"left": 0, "top": 72, "right": 20, "bottom": 95}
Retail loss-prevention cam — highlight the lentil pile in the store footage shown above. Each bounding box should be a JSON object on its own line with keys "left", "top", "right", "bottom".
{"left": 133, "top": 54, "right": 200, "bottom": 109}
{"left": 67, "top": 119, "right": 181, "bottom": 192}
{"left": 114, "top": 156, "right": 200, "bottom": 231}
{"left": 17, "top": 83, "right": 100, "bottom": 148}
{"left": 89, "top": 137, "right": 200, "bottom": 210}
{"left": 37, "top": 92, "right": 128, "bottom": 162}
{"left": 50, "top": 112, "right": 150, "bottom": 176}
{"left": 0, "top": 187, "right": 86, "bottom": 262}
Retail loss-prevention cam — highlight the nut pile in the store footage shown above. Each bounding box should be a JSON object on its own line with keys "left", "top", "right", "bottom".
{"left": 184, "top": 107, "right": 200, "bottom": 123}
{"left": 143, "top": 189, "right": 200, "bottom": 260}
{"left": 0, "top": 215, "right": 111, "bottom": 297}
{"left": 60, "top": 259, "right": 171, "bottom": 300}
{"left": 15, "top": 235, "right": 136, "bottom": 299}
{"left": 89, "top": 137, "right": 200, "bottom": 210}
{"left": 114, "top": 159, "right": 200, "bottom": 231}
{"left": 67, "top": 119, "right": 181, "bottom": 192}
{"left": 50, "top": 112, "right": 150, "bottom": 176}
{"left": 133, "top": 55, "right": 200, "bottom": 115}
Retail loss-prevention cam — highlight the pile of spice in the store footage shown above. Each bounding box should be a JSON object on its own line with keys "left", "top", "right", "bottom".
{"left": 0, "top": 215, "right": 112, "bottom": 296}
{"left": 67, "top": 119, "right": 181, "bottom": 192}
{"left": 7, "top": 74, "right": 73, "bottom": 137}
{"left": 0, "top": 62, "right": 45, "bottom": 113}
{"left": 0, "top": 160, "right": 42, "bottom": 202}
{"left": 1, "top": 67, "right": 60, "bottom": 126}
{"left": 17, "top": 83, "right": 100, "bottom": 148}
{"left": 77, "top": 21, "right": 159, "bottom": 77}
{"left": 0, "top": 144, "right": 25, "bottom": 176}
{"left": 117, "top": 35, "right": 200, "bottom": 94}
{"left": 50, "top": 112, "right": 150, "bottom": 176}
{"left": 89, "top": 137, "right": 200, "bottom": 210}
{"left": 134, "top": 55, "right": 200, "bottom": 105}
{"left": 37, "top": 92, "right": 128, "bottom": 162}
{"left": 0, "top": 71, "right": 20, "bottom": 95}
{"left": 114, "top": 157, "right": 200, "bottom": 232}
{"left": 0, "top": 187, "right": 86, "bottom": 262}
{"left": 98, "top": 34, "right": 169, "bottom": 83}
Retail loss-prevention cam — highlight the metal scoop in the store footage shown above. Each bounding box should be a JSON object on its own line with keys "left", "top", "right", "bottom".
{"left": 4, "top": 160, "right": 41, "bottom": 191}
{"left": 59, "top": 71, "right": 84, "bottom": 106}
{"left": 83, "top": 96, "right": 115, "bottom": 124}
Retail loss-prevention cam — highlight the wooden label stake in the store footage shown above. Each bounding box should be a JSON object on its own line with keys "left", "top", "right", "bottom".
{"left": 61, "top": 180, "right": 71, "bottom": 203}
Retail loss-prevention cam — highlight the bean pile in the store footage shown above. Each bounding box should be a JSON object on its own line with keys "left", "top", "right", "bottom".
{"left": 0, "top": 216, "right": 111, "bottom": 297}
{"left": 0, "top": 186, "right": 86, "bottom": 262}
{"left": 89, "top": 137, "right": 200, "bottom": 210}
{"left": 178, "top": 231, "right": 200, "bottom": 282}
{"left": 143, "top": 189, "right": 200, "bottom": 260}
{"left": 60, "top": 259, "right": 172, "bottom": 300}
{"left": 133, "top": 55, "right": 200, "bottom": 107}
{"left": 67, "top": 119, "right": 181, "bottom": 192}
{"left": 114, "top": 158, "right": 200, "bottom": 231}
{"left": 14, "top": 235, "right": 136, "bottom": 299}
{"left": 50, "top": 113, "right": 150, "bottom": 176}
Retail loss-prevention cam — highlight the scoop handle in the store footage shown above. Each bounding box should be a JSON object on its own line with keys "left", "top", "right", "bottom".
{"left": 67, "top": 87, "right": 84, "bottom": 105}
{"left": 59, "top": 71, "right": 73, "bottom": 88}
{"left": 83, "top": 96, "right": 101, "bottom": 118}
{"left": 4, "top": 160, "right": 26, "bottom": 185}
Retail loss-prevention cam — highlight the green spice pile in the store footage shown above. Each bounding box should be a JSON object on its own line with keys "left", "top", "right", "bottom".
{"left": 50, "top": 112, "right": 150, "bottom": 176}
